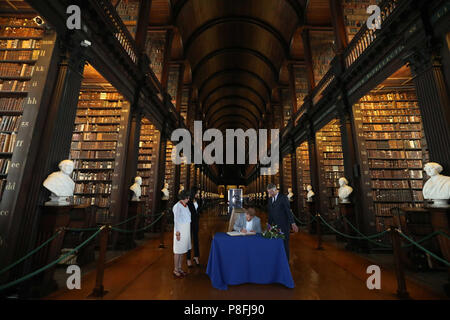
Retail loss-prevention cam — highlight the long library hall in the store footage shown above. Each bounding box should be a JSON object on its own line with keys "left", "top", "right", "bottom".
{"left": 0, "top": 0, "right": 450, "bottom": 302}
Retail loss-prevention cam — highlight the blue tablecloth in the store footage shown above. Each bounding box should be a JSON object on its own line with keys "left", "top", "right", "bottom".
{"left": 206, "top": 233, "right": 295, "bottom": 290}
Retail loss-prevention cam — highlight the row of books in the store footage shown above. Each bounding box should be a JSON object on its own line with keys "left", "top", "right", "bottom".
{"left": 0, "top": 158, "right": 10, "bottom": 174}
{"left": 360, "top": 92, "right": 416, "bottom": 101}
{"left": 373, "top": 203, "right": 418, "bottom": 216}
{"left": 0, "top": 39, "right": 41, "bottom": 49}
{"left": 74, "top": 182, "right": 112, "bottom": 194}
{"left": 365, "top": 139, "right": 421, "bottom": 150}
{"left": 362, "top": 124, "right": 422, "bottom": 132}
{"left": 74, "top": 116, "right": 120, "bottom": 124}
{"left": 0, "top": 97, "right": 24, "bottom": 111}
{"left": 73, "top": 124, "right": 119, "bottom": 132}
{"left": 322, "top": 146, "right": 343, "bottom": 152}
{"left": 323, "top": 159, "right": 344, "bottom": 166}
{"left": 367, "top": 150, "right": 423, "bottom": 159}
{"left": 73, "top": 171, "right": 112, "bottom": 181}
{"left": 139, "top": 149, "right": 157, "bottom": 155}
{"left": 0, "top": 132, "right": 16, "bottom": 152}
{"left": 363, "top": 131, "right": 422, "bottom": 140}
{"left": 72, "top": 132, "right": 119, "bottom": 142}
{"left": 0, "top": 49, "right": 40, "bottom": 61}
{"left": 324, "top": 165, "right": 344, "bottom": 172}
{"left": 371, "top": 179, "right": 423, "bottom": 190}
{"left": 138, "top": 163, "right": 152, "bottom": 169}
{"left": 79, "top": 92, "right": 123, "bottom": 100}
{"left": 0, "top": 178, "right": 6, "bottom": 200}
{"left": 73, "top": 160, "right": 114, "bottom": 170}
{"left": 0, "top": 17, "right": 42, "bottom": 27}
{"left": 0, "top": 63, "right": 34, "bottom": 77}
{"left": 0, "top": 27, "right": 44, "bottom": 38}
{"left": 77, "top": 100, "right": 124, "bottom": 108}
{"left": 70, "top": 141, "right": 117, "bottom": 150}
{"left": 362, "top": 116, "right": 421, "bottom": 123}
{"left": 0, "top": 80, "right": 29, "bottom": 92}
{"left": 73, "top": 195, "right": 110, "bottom": 208}
{"left": 359, "top": 102, "right": 419, "bottom": 110}
{"left": 373, "top": 189, "right": 423, "bottom": 202}
{"left": 70, "top": 150, "right": 116, "bottom": 159}
{"left": 145, "top": 32, "right": 166, "bottom": 82}
{"left": 323, "top": 152, "right": 344, "bottom": 159}
{"left": 76, "top": 109, "right": 121, "bottom": 116}
{"left": 361, "top": 109, "right": 421, "bottom": 116}
{"left": 0, "top": 115, "right": 21, "bottom": 132}
{"left": 368, "top": 159, "right": 423, "bottom": 169}
{"left": 369, "top": 169, "right": 423, "bottom": 179}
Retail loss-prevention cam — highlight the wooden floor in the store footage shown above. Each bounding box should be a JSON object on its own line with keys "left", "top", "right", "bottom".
{"left": 45, "top": 207, "right": 447, "bottom": 300}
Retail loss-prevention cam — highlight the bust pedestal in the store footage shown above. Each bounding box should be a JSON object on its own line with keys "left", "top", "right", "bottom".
{"left": 339, "top": 203, "right": 359, "bottom": 251}
{"left": 130, "top": 201, "right": 145, "bottom": 240}
{"left": 115, "top": 201, "right": 145, "bottom": 250}
{"left": 429, "top": 207, "right": 450, "bottom": 295}
{"left": 306, "top": 201, "right": 316, "bottom": 234}
{"left": 31, "top": 205, "right": 72, "bottom": 297}
{"left": 63, "top": 204, "right": 96, "bottom": 266}
{"left": 398, "top": 207, "right": 440, "bottom": 271}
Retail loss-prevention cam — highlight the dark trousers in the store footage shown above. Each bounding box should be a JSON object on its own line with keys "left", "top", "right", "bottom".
{"left": 283, "top": 236, "right": 290, "bottom": 261}
{"left": 187, "top": 223, "right": 199, "bottom": 259}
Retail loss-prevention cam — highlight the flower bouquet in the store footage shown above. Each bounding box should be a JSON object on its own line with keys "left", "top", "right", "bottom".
{"left": 262, "top": 224, "right": 285, "bottom": 239}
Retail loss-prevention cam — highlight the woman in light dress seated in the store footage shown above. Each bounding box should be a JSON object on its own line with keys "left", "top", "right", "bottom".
{"left": 233, "top": 207, "right": 262, "bottom": 234}
{"left": 172, "top": 190, "right": 191, "bottom": 278}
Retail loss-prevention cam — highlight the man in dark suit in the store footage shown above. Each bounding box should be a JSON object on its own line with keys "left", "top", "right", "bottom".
{"left": 267, "top": 183, "right": 298, "bottom": 260}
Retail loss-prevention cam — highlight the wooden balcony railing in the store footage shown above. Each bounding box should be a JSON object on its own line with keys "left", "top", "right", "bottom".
{"left": 344, "top": 0, "right": 399, "bottom": 68}
{"left": 312, "top": 67, "right": 335, "bottom": 105}
{"left": 92, "top": 0, "right": 138, "bottom": 64}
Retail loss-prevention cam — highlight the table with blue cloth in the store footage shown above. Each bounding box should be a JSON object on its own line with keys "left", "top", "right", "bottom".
{"left": 206, "top": 232, "right": 295, "bottom": 290}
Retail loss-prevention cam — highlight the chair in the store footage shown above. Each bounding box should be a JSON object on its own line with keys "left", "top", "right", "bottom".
{"left": 228, "top": 207, "right": 246, "bottom": 232}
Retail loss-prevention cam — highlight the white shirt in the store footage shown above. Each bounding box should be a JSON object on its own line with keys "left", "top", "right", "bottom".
{"left": 245, "top": 219, "right": 254, "bottom": 232}
{"left": 194, "top": 201, "right": 198, "bottom": 210}
{"left": 272, "top": 193, "right": 278, "bottom": 203}
{"left": 172, "top": 201, "right": 191, "bottom": 233}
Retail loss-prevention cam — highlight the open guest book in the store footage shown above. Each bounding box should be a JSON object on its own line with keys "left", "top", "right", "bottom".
{"left": 226, "top": 231, "right": 256, "bottom": 236}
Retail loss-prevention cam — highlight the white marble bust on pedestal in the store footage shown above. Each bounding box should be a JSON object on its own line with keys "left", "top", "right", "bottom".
{"left": 338, "top": 177, "right": 353, "bottom": 204}
{"left": 161, "top": 182, "right": 169, "bottom": 201}
{"left": 130, "top": 176, "right": 142, "bottom": 201}
{"left": 43, "top": 160, "right": 75, "bottom": 206}
{"left": 306, "top": 185, "right": 315, "bottom": 202}
{"left": 287, "top": 187, "right": 294, "bottom": 202}
{"left": 423, "top": 162, "right": 450, "bottom": 208}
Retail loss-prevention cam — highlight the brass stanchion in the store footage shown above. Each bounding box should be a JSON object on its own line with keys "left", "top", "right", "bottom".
{"left": 390, "top": 227, "right": 410, "bottom": 299}
{"left": 88, "top": 225, "right": 109, "bottom": 298}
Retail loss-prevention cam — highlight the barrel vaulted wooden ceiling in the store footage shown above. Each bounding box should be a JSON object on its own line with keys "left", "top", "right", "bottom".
{"left": 143, "top": 0, "right": 333, "bottom": 133}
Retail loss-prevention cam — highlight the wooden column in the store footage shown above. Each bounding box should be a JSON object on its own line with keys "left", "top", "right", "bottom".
{"left": 155, "top": 125, "right": 169, "bottom": 212}
{"left": 406, "top": 47, "right": 450, "bottom": 173}
{"left": 1, "top": 35, "right": 84, "bottom": 285}
{"left": 290, "top": 140, "right": 299, "bottom": 217}
{"left": 288, "top": 64, "right": 298, "bottom": 114}
{"left": 135, "top": 0, "right": 153, "bottom": 54}
{"left": 160, "top": 30, "right": 174, "bottom": 92}
{"left": 306, "top": 117, "right": 320, "bottom": 214}
{"left": 329, "top": 0, "right": 348, "bottom": 53}
{"left": 302, "top": 29, "right": 316, "bottom": 91}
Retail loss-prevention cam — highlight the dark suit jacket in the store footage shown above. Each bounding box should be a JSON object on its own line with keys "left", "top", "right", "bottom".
{"left": 187, "top": 200, "right": 199, "bottom": 230}
{"left": 267, "top": 193, "right": 294, "bottom": 236}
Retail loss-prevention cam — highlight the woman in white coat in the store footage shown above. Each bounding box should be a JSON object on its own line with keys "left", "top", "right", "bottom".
{"left": 173, "top": 190, "right": 191, "bottom": 278}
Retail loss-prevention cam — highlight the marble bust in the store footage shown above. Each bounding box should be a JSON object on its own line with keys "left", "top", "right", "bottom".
{"left": 338, "top": 177, "right": 353, "bottom": 204}
{"left": 306, "top": 185, "right": 315, "bottom": 202}
{"left": 423, "top": 162, "right": 450, "bottom": 208}
{"left": 161, "top": 182, "right": 169, "bottom": 201}
{"left": 43, "top": 159, "right": 75, "bottom": 206}
{"left": 287, "top": 187, "right": 294, "bottom": 202}
{"left": 130, "top": 176, "right": 142, "bottom": 201}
